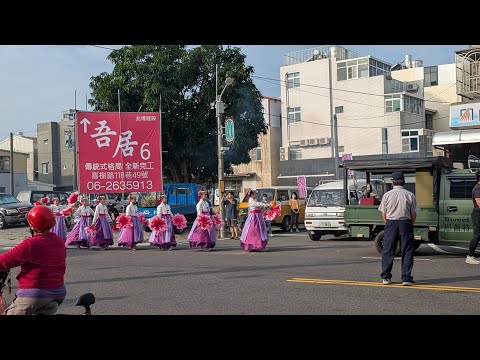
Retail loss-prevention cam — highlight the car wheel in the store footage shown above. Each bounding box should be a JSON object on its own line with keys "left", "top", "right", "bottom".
{"left": 413, "top": 241, "right": 421, "bottom": 251}
{"left": 281, "top": 216, "right": 291, "bottom": 232}
{"left": 374, "top": 231, "right": 401, "bottom": 256}
{"left": 309, "top": 232, "right": 321, "bottom": 241}
{"left": 0, "top": 214, "right": 7, "bottom": 229}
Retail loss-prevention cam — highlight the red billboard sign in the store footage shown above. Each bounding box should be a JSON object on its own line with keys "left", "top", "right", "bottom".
{"left": 77, "top": 112, "right": 162, "bottom": 193}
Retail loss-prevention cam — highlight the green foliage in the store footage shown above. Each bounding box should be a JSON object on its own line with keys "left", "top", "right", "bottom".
{"left": 89, "top": 45, "right": 266, "bottom": 183}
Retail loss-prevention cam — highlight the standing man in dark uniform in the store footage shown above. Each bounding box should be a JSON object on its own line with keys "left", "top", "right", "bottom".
{"left": 466, "top": 170, "right": 480, "bottom": 264}
{"left": 378, "top": 171, "right": 418, "bottom": 286}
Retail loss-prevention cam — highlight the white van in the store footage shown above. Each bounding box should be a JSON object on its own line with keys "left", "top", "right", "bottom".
{"left": 304, "top": 179, "right": 383, "bottom": 241}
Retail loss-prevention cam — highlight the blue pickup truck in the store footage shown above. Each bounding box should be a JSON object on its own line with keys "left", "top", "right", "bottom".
{"left": 137, "top": 183, "right": 202, "bottom": 232}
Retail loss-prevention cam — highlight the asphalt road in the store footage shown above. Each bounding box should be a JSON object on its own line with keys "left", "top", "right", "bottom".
{"left": 2, "top": 225, "right": 480, "bottom": 315}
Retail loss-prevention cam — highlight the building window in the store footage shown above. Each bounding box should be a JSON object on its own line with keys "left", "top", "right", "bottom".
{"left": 381, "top": 128, "right": 388, "bottom": 154}
{"left": 289, "top": 148, "right": 302, "bottom": 160}
{"left": 335, "top": 106, "right": 344, "bottom": 114}
{"left": 401, "top": 130, "right": 420, "bottom": 152}
{"left": 338, "top": 57, "right": 390, "bottom": 81}
{"left": 0, "top": 156, "right": 10, "bottom": 173}
{"left": 338, "top": 145, "right": 345, "bottom": 152}
{"left": 369, "top": 58, "right": 391, "bottom": 78}
{"left": 385, "top": 94, "right": 401, "bottom": 112}
{"left": 403, "top": 95, "right": 423, "bottom": 114}
{"left": 424, "top": 66, "right": 438, "bottom": 87}
{"left": 43, "top": 139, "right": 48, "bottom": 145}
{"left": 287, "top": 107, "right": 301, "bottom": 124}
{"left": 0, "top": 187, "right": 5, "bottom": 193}
{"left": 287, "top": 72, "right": 300, "bottom": 89}
{"left": 42, "top": 162, "right": 49, "bottom": 174}
{"left": 250, "top": 147, "right": 262, "bottom": 161}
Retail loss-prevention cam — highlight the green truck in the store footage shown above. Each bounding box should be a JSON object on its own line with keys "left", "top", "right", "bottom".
{"left": 342, "top": 156, "right": 476, "bottom": 255}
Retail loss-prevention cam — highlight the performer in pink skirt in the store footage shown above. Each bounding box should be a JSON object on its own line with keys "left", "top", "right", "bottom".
{"left": 149, "top": 195, "right": 177, "bottom": 250}
{"left": 90, "top": 196, "right": 114, "bottom": 249}
{"left": 118, "top": 195, "right": 144, "bottom": 250}
{"left": 240, "top": 189, "right": 270, "bottom": 252}
{"left": 49, "top": 197, "right": 69, "bottom": 241}
{"left": 187, "top": 190, "right": 216, "bottom": 251}
{"left": 65, "top": 197, "right": 94, "bottom": 248}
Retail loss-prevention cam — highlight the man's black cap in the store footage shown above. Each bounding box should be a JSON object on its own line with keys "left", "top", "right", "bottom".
{"left": 392, "top": 171, "right": 405, "bottom": 181}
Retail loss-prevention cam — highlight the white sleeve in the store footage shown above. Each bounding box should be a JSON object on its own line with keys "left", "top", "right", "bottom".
{"left": 88, "top": 207, "right": 95, "bottom": 216}
{"left": 73, "top": 207, "right": 81, "bottom": 217}
{"left": 126, "top": 204, "right": 132, "bottom": 216}
{"left": 92, "top": 205, "right": 100, "bottom": 224}
{"left": 250, "top": 200, "right": 268, "bottom": 208}
{"left": 196, "top": 202, "right": 202, "bottom": 216}
{"left": 156, "top": 205, "right": 162, "bottom": 215}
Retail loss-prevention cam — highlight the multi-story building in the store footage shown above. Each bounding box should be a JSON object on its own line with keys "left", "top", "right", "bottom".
{"left": 37, "top": 109, "right": 76, "bottom": 191}
{"left": 279, "top": 46, "right": 431, "bottom": 184}
{"left": 226, "top": 97, "right": 282, "bottom": 195}
{"left": 0, "top": 149, "right": 28, "bottom": 195}
{"left": 0, "top": 133, "right": 38, "bottom": 181}
{"left": 390, "top": 54, "right": 461, "bottom": 133}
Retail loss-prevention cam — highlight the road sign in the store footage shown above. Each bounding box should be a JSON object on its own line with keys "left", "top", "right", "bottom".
{"left": 225, "top": 117, "right": 235, "bottom": 144}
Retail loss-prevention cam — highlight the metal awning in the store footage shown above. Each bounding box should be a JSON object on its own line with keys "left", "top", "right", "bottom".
{"left": 341, "top": 156, "right": 453, "bottom": 174}
{"left": 225, "top": 172, "right": 256, "bottom": 178}
{"left": 433, "top": 129, "right": 480, "bottom": 146}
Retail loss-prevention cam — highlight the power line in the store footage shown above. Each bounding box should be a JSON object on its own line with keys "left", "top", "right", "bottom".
{"left": 253, "top": 74, "right": 457, "bottom": 104}
{"left": 90, "top": 45, "right": 118, "bottom": 51}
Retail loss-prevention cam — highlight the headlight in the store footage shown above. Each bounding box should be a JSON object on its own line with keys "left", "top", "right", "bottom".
{"left": 336, "top": 212, "right": 344, "bottom": 217}
{"left": 5, "top": 209, "right": 19, "bottom": 214}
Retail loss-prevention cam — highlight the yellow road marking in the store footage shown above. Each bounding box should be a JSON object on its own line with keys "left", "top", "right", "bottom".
{"left": 287, "top": 278, "right": 480, "bottom": 293}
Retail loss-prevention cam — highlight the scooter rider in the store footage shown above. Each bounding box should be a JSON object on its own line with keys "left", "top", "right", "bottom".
{"left": 0, "top": 205, "right": 67, "bottom": 315}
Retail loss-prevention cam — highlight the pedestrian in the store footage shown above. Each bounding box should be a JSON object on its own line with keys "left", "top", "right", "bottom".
{"left": 118, "top": 195, "right": 144, "bottom": 250}
{"left": 240, "top": 189, "right": 270, "bottom": 252}
{"left": 65, "top": 197, "right": 94, "bottom": 248}
{"left": 261, "top": 193, "right": 273, "bottom": 237}
{"left": 466, "top": 170, "right": 480, "bottom": 264}
{"left": 49, "top": 196, "right": 70, "bottom": 241}
{"left": 0, "top": 206, "right": 66, "bottom": 315}
{"left": 90, "top": 196, "right": 114, "bottom": 250}
{"left": 188, "top": 190, "right": 216, "bottom": 251}
{"left": 378, "top": 171, "right": 418, "bottom": 286}
{"left": 289, "top": 192, "right": 300, "bottom": 232}
{"left": 223, "top": 191, "right": 239, "bottom": 240}
{"left": 149, "top": 194, "right": 177, "bottom": 250}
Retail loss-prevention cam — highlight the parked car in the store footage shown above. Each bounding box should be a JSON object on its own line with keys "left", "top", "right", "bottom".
{"left": 16, "top": 190, "right": 70, "bottom": 206}
{"left": 0, "top": 193, "right": 33, "bottom": 229}
{"left": 80, "top": 193, "right": 121, "bottom": 220}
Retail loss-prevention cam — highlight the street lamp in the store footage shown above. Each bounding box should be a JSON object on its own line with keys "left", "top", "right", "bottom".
{"left": 216, "top": 64, "right": 234, "bottom": 238}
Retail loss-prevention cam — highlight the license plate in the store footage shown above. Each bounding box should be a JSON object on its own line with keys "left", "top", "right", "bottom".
{"left": 320, "top": 222, "right": 331, "bottom": 227}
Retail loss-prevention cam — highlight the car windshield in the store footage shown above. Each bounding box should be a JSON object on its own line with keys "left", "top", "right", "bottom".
{"left": 0, "top": 194, "right": 20, "bottom": 205}
{"left": 307, "top": 189, "right": 345, "bottom": 207}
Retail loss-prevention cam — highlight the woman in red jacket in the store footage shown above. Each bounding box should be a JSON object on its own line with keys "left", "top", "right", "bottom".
{"left": 0, "top": 205, "right": 67, "bottom": 315}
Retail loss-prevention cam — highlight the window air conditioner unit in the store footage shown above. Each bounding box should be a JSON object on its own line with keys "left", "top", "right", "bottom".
{"left": 308, "top": 138, "right": 319, "bottom": 146}
{"left": 406, "top": 83, "right": 418, "bottom": 92}
{"left": 319, "top": 137, "right": 327, "bottom": 145}
{"left": 280, "top": 146, "right": 288, "bottom": 161}
{"left": 300, "top": 139, "right": 308, "bottom": 147}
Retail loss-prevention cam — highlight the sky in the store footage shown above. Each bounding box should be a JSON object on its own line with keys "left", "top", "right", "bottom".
{"left": 0, "top": 45, "right": 467, "bottom": 142}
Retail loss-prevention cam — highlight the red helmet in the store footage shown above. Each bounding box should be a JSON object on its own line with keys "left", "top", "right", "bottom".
{"left": 27, "top": 205, "right": 56, "bottom": 232}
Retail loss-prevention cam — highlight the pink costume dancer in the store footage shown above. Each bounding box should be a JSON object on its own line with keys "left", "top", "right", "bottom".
{"left": 65, "top": 198, "right": 95, "bottom": 248}
{"left": 149, "top": 195, "right": 177, "bottom": 250}
{"left": 118, "top": 195, "right": 144, "bottom": 250}
{"left": 240, "top": 189, "right": 269, "bottom": 252}
{"left": 90, "top": 196, "right": 114, "bottom": 249}
{"left": 49, "top": 197, "right": 69, "bottom": 241}
{"left": 188, "top": 191, "right": 216, "bottom": 251}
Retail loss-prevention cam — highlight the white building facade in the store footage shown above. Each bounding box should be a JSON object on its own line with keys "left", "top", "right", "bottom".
{"left": 0, "top": 133, "right": 37, "bottom": 182}
{"left": 280, "top": 46, "right": 430, "bottom": 166}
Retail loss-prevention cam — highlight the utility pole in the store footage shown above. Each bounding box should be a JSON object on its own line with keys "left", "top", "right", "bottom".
{"left": 333, "top": 114, "right": 339, "bottom": 179}
{"left": 9, "top": 132, "right": 14, "bottom": 196}
{"left": 216, "top": 64, "right": 234, "bottom": 239}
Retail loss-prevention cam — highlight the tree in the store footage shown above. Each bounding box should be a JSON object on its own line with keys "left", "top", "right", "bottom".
{"left": 89, "top": 45, "right": 267, "bottom": 184}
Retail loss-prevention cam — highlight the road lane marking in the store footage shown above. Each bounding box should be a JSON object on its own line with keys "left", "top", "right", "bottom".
{"left": 287, "top": 278, "right": 480, "bottom": 293}
{"left": 428, "top": 243, "right": 452, "bottom": 254}
{"left": 361, "top": 256, "right": 430, "bottom": 261}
